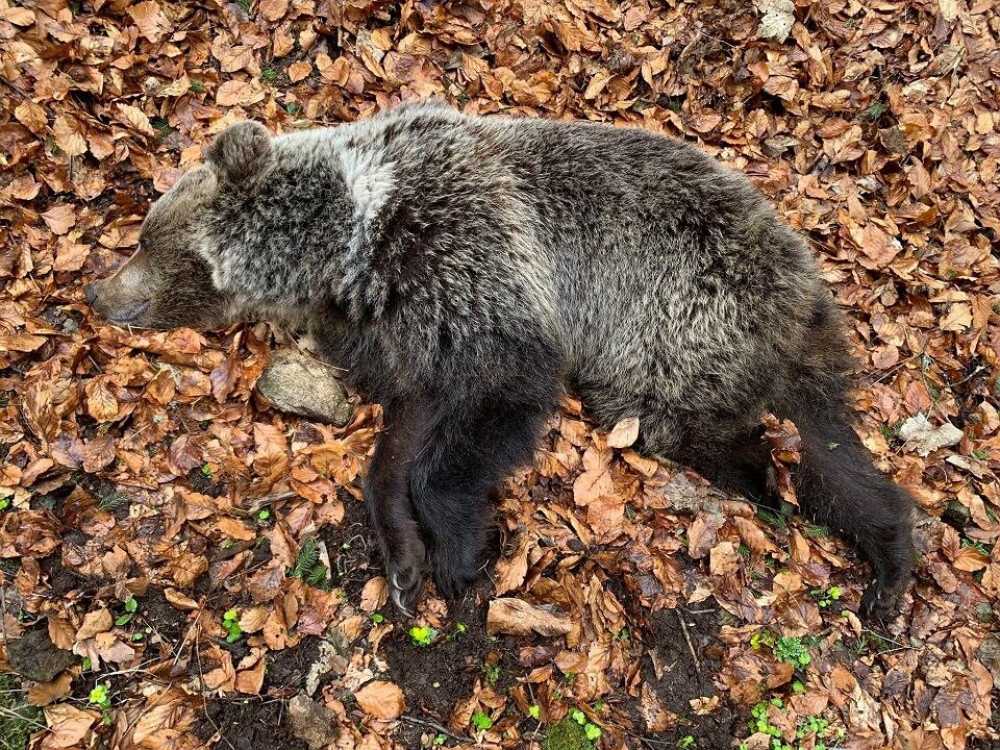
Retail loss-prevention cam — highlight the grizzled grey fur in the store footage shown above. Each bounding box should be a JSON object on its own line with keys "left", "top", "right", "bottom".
{"left": 87, "top": 101, "right": 914, "bottom": 620}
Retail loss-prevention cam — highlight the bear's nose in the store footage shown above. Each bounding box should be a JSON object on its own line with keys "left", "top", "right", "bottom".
{"left": 84, "top": 283, "right": 98, "bottom": 304}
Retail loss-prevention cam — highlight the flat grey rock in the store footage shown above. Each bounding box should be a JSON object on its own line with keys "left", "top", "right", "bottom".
{"left": 287, "top": 694, "right": 339, "bottom": 749}
{"left": 7, "top": 628, "right": 76, "bottom": 683}
{"left": 256, "top": 348, "right": 353, "bottom": 426}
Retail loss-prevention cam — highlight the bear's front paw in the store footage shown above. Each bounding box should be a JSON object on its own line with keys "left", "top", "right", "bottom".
{"left": 858, "top": 576, "right": 907, "bottom": 625}
{"left": 432, "top": 542, "right": 481, "bottom": 599}
{"left": 386, "top": 540, "right": 427, "bottom": 618}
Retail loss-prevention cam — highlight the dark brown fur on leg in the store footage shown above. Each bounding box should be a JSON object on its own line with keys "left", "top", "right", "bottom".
{"left": 364, "top": 397, "right": 432, "bottom": 616}
{"left": 791, "top": 414, "right": 913, "bottom": 621}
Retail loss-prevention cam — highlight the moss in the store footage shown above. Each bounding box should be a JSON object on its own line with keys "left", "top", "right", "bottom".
{"left": 544, "top": 718, "right": 594, "bottom": 750}
{"left": 0, "top": 673, "right": 43, "bottom": 750}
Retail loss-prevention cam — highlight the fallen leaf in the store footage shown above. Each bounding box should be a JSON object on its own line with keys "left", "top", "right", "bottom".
{"left": 41, "top": 704, "right": 98, "bottom": 749}
{"left": 355, "top": 680, "right": 406, "bottom": 720}
{"left": 607, "top": 416, "right": 640, "bottom": 448}
{"left": 128, "top": 1, "right": 171, "bottom": 43}
{"left": 360, "top": 577, "right": 388, "bottom": 612}
{"left": 754, "top": 0, "right": 795, "bottom": 42}
{"left": 487, "top": 598, "right": 573, "bottom": 637}
{"left": 29, "top": 673, "right": 74, "bottom": 707}
{"left": 75, "top": 609, "right": 112, "bottom": 641}
{"left": 41, "top": 204, "right": 76, "bottom": 235}
{"left": 898, "top": 414, "right": 964, "bottom": 456}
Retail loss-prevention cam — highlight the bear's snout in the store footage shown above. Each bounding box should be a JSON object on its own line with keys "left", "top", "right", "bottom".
{"left": 84, "top": 277, "right": 152, "bottom": 325}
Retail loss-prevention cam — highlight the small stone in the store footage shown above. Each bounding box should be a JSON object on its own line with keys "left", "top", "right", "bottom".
{"left": 942, "top": 501, "right": 971, "bottom": 528}
{"left": 879, "top": 126, "right": 908, "bottom": 156}
{"left": 287, "top": 694, "right": 339, "bottom": 750}
{"left": 255, "top": 348, "right": 353, "bottom": 426}
{"left": 7, "top": 628, "right": 76, "bottom": 683}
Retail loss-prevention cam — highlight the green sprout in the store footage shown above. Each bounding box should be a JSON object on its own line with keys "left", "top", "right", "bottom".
{"left": 679, "top": 737, "right": 696, "bottom": 748}
{"left": 471, "top": 710, "right": 493, "bottom": 731}
{"left": 810, "top": 586, "right": 842, "bottom": 608}
{"left": 483, "top": 661, "right": 501, "bottom": 685}
{"left": 257, "top": 509, "right": 271, "bottom": 521}
{"left": 288, "top": 538, "right": 330, "bottom": 588}
{"left": 222, "top": 609, "right": 242, "bottom": 643}
{"left": 774, "top": 637, "right": 812, "bottom": 668}
{"left": 115, "top": 596, "right": 139, "bottom": 626}
{"left": 528, "top": 704, "right": 541, "bottom": 720}
{"left": 0, "top": 498, "right": 10, "bottom": 512}
{"left": 88, "top": 682, "right": 114, "bottom": 724}
{"left": 88, "top": 683, "right": 111, "bottom": 710}
{"left": 865, "top": 101, "right": 887, "bottom": 121}
{"left": 370, "top": 613, "right": 384, "bottom": 624}
{"left": 408, "top": 625, "right": 437, "bottom": 647}
{"left": 432, "top": 734, "right": 447, "bottom": 746}
{"left": 446, "top": 621, "right": 468, "bottom": 642}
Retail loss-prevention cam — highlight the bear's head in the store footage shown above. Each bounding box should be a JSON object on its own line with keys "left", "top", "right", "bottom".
{"left": 85, "top": 121, "right": 274, "bottom": 331}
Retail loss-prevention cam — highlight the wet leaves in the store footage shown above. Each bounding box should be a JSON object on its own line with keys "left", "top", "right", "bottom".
{"left": 0, "top": 0, "right": 998, "bottom": 748}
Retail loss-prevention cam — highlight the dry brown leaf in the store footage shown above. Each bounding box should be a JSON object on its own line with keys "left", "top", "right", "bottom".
{"left": 235, "top": 659, "right": 266, "bottom": 694}
{"left": 607, "top": 416, "right": 640, "bottom": 448}
{"left": 494, "top": 533, "right": 533, "bottom": 596}
{"left": 487, "top": 598, "right": 572, "bottom": 637}
{"left": 248, "top": 562, "right": 285, "bottom": 602}
{"left": 639, "top": 682, "right": 678, "bottom": 733}
{"left": 259, "top": 0, "right": 289, "bottom": 22}
{"left": 355, "top": 680, "right": 406, "bottom": 720}
{"left": 573, "top": 447, "right": 615, "bottom": 505}
{"left": 288, "top": 61, "right": 312, "bottom": 82}
{"left": 216, "top": 79, "right": 266, "bottom": 107}
{"left": 41, "top": 703, "right": 98, "bottom": 749}
{"left": 41, "top": 204, "right": 76, "bottom": 235}
{"left": 47, "top": 617, "right": 76, "bottom": 651}
{"left": 115, "top": 104, "right": 157, "bottom": 136}
{"left": 360, "top": 576, "right": 388, "bottom": 612}
{"left": 0, "top": 5, "right": 35, "bottom": 25}
{"left": 164, "top": 588, "right": 199, "bottom": 610}
{"left": 28, "top": 673, "right": 74, "bottom": 707}
{"left": 75, "top": 609, "right": 112, "bottom": 641}
{"left": 128, "top": 1, "right": 171, "bottom": 43}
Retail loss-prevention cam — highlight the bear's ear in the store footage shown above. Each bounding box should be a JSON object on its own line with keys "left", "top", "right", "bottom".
{"left": 207, "top": 121, "right": 273, "bottom": 183}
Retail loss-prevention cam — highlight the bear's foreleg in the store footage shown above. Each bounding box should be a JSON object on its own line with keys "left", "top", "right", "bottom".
{"left": 405, "top": 392, "right": 555, "bottom": 601}
{"left": 363, "top": 396, "right": 433, "bottom": 616}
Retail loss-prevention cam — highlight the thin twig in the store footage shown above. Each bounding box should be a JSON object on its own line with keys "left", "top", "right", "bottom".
{"left": 861, "top": 628, "right": 916, "bottom": 651}
{"left": 242, "top": 491, "right": 298, "bottom": 515}
{"left": 398, "top": 714, "right": 473, "bottom": 744}
{"left": 627, "top": 732, "right": 676, "bottom": 748}
{"left": 0, "top": 703, "right": 46, "bottom": 727}
{"left": 675, "top": 610, "right": 701, "bottom": 674}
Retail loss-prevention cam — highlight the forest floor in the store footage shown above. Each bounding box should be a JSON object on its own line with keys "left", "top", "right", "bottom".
{"left": 1, "top": 0, "right": 998, "bottom": 749}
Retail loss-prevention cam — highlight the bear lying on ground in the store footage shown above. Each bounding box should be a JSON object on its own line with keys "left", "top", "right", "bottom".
{"left": 87, "top": 100, "right": 914, "bottom": 620}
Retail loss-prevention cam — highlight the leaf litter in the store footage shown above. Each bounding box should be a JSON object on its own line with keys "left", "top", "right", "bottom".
{"left": 1, "top": 0, "right": 998, "bottom": 749}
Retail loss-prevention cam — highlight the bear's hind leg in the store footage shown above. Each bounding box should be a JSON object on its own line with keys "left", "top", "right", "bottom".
{"left": 364, "top": 397, "right": 432, "bottom": 616}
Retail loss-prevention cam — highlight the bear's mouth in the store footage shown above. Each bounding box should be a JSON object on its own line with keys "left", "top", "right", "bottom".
{"left": 108, "top": 299, "right": 151, "bottom": 324}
